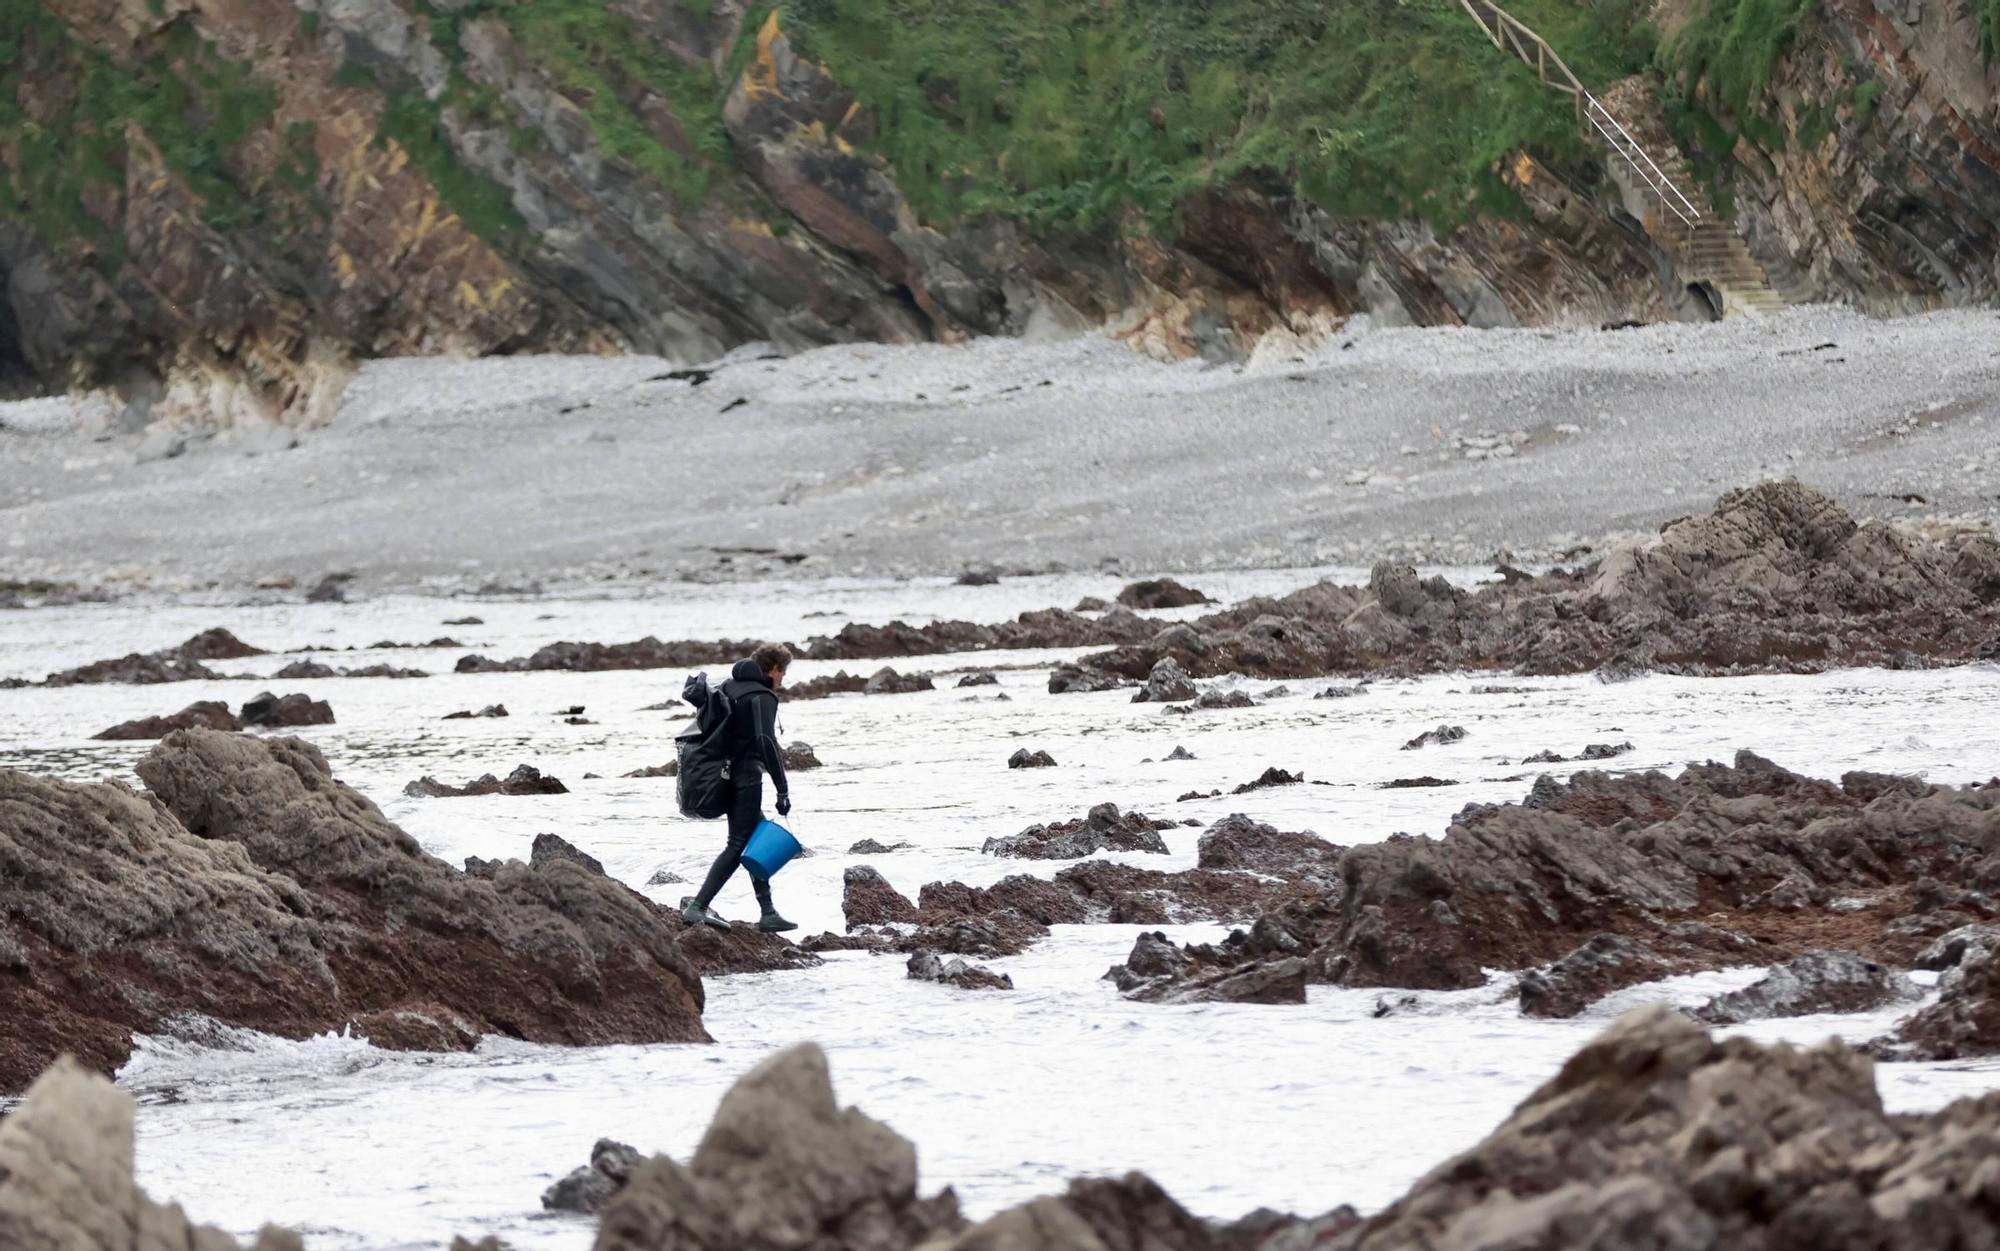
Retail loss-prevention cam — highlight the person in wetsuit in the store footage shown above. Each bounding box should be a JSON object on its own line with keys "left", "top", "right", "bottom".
{"left": 682, "top": 642, "right": 797, "bottom": 932}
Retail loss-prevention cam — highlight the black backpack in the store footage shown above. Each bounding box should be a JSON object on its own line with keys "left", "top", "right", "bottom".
{"left": 674, "top": 673, "right": 737, "bottom": 819}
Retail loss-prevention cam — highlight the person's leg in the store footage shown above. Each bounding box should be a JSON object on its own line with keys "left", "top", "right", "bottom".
{"left": 692, "top": 778, "right": 759, "bottom": 910}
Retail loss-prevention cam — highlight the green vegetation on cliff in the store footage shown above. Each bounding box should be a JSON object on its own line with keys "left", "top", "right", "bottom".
{"left": 779, "top": 0, "right": 1656, "bottom": 230}
{"left": 0, "top": 3, "right": 282, "bottom": 253}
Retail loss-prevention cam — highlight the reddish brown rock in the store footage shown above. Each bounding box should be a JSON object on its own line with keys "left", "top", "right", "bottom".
{"left": 92, "top": 700, "right": 243, "bottom": 740}
{"left": 982, "top": 802, "right": 1172, "bottom": 859}
{"left": 0, "top": 729, "right": 709, "bottom": 1094}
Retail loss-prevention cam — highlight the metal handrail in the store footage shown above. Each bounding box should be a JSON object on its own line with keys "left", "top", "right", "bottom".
{"left": 1455, "top": 0, "right": 1704, "bottom": 231}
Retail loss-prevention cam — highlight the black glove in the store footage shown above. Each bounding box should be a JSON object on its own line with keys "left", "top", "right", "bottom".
{"left": 776, "top": 793, "right": 792, "bottom": 817}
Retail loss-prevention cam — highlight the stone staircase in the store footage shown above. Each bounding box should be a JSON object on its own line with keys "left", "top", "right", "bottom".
{"left": 1456, "top": 0, "right": 1792, "bottom": 318}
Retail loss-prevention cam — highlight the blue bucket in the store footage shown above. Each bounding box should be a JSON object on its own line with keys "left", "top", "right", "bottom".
{"left": 740, "top": 818, "right": 801, "bottom": 880}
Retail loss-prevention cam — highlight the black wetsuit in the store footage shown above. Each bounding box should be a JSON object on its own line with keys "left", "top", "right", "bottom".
{"left": 692, "top": 659, "right": 789, "bottom": 912}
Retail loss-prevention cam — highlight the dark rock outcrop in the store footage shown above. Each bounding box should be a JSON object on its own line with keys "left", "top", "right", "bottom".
{"left": 1066, "top": 484, "right": 2000, "bottom": 684}
{"left": 907, "top": 948, "right": 1013, "bottom": 991}
{"left": 92, "top": 700, "right": 243, "bottom": 740}
{"left": 531, "top": 833, "right": 605, "bottom": 877}
{"left": 843, "top": 866, "right": 920, "bottom": 927}
{"left": 1868, "top": 928, "right": 2000, "bottom": 1061}
{"left": 1194, "top": 815, "right": 1343, "bottom": 885}
{"left": 1231, "top": 766, "right": 1302, "bottom": 794}
{"left": 783, "top": 742, "right": 824, "bottom": 771}
{"left": 1691, "top": 949, "right": 1920, "bottom": 1026}
{"left": 1, "top": 729, "right": 709, "bottom": 1093}
{"left": 543, "top": 1139, "right": 644, "bottom": 1215}
{"left": 444, "top": 704, "right": 510, "bottom": 719}
{"left": 1132, "top": 657, "right": 1199, "bottom": 704}
{"left": 1123, "top": 752, "right": 2000, "bottom": 1014}
{"left": 1007, "top": 748, "right": 1058, "bottom": 769}
{"left": 982, "top": 802, "right": 1172, "bottom": 860}
{"left": 1117, "top": 579, "right": 1213, "bottom": 610}
{"left": 594, "top": 1043, "right": 965, "bottom": 1251}
{"left": 863, "top": 667, "right": 934, "bottom": 696}
{"left": 404, "top": 764, "right": 568, "bottom": 798}
{"left": 1048, "top": 663, "right": 1128, "bottom": 695}
{"left": 847, "top": 838, "right": 913, "bottom": 855}
{"left": 1517, "top": 934, "right": 1678, "bottom": 1019}
{"left": 1400, "top": 724, "right": 1465, "bottom": 750}
{"left": 240, "top": 691, "right": 335, "bottom": 728}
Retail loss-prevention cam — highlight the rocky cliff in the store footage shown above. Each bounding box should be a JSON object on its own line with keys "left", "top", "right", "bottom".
{"left": 0, "top": 0, "right": 1994, "bottom": 424}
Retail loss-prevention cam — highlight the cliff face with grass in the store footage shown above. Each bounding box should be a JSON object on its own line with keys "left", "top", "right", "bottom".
{"left": 1661, "top": 0, "right": 2000, "bottom": 309}
{"left": 0, "top": 0, "right": 1994, "bottom": 423}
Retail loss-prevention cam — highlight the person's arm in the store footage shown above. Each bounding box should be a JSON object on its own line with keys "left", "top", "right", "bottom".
{"left": 756, "top": 691, "right": 789, "bottom": 801}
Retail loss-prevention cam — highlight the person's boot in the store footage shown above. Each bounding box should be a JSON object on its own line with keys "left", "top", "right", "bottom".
{"left": 681, "top": 898, "right": 730, "bottom": 930}
{"left": 757, "top": 908, "right": 798, "bottom": 933}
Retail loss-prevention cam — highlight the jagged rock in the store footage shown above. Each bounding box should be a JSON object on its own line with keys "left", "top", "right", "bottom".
{"left": 92, "top": 700, "right": 242, "bottom": 740}
{"left": 43, "top": 644, "right": 223, "bottom": 687}
{"left": 1116, "top": 579, "right": 1212, "bottom": 609}
{"left": 1176, "top": 789, "right": 1222, "bottom": 802}
{"left": 1400, "top": 724, "right": 1465, "bottom": 750}
{"left": 1691, "top": 949, "right": 1921, "bottom": 1025}
{"left": 907, "top": 948, "right": 1013, "bottom": 991}
{"left": 1329, "top": 1006, "right": 2000, "bottom": 1249}
{"left": 0, "top": 729, "right": 708, "bottom": 1092}
{"left": 531, "top": 833, "right": 605, "bottom": 877}
{"left": 847, "top": 838, "right": 913, "bottom": 855}
{"left": 843, "top": 866, "right": 919, "bottom": 927}
{"left": 938, "top": 1173, "right": 1354, "bottom": 1251}
{"left": 240, "top": 691, "right": 335, "bottom": 728}
{"left": 1105, "top": 932, "right": 1307, "bottom": 1004}
{"left": 543, "top": 1139, "right": 644, "bottom": 1215}
{"left": 783, "top": 742, "right": 824, "bottom": 771}
{"left": 1524, "top": 741, "right": 1636, "bottom": 764}
{"left": 863, "top": 667, "right": 934, "bottom": 696}
{"left": 1517, "top": 934, "right": 1678, "bottom": 1019}
{"left": 646, "top": 866, "right": 688, "bottom": 886}
{"left": 594, "top": 1044, "right": 964, "bottom": 1251}
{"left": 1194, "top": 815, "right": 1343, "bottom": 884}
{"left": 0, "top": 1057, "right": 304, "bottom": 1251}
{"left": 1165, "top": 687, "right": 1255, "bottom": 713}
{"left": 1007, "top": 748, "right": 1058, "bottom": 769}
{"left": 1867, "top": 937, "right": 2000, "bottom": 1061}
{"left": 1165, "top": 745, "right": 1197, "bottom": 761}
{"left": 956, "top": 672, "right": 999, "bottom": 687}
{"left": 444, "top": 704, "right": 510, "bottom": 719}
{"left": 404, "top": 764, "right": 568, "bottom": 798}
{"left": 1231, "top": 766, "right": 1302, "bottom": 794}
{"left": 983, "top": 802, "right": 1172, "bottom": 860}
{"left": 1131, "top": 657, "right": 1198, "bottom": 704}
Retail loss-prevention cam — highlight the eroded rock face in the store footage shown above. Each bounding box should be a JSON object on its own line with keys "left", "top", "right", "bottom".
{"left": 1330, "top": 1006, "right": 2000, "bottom": 1249}
{"left": 1066, "top": 483, "right": 2000, "bottom": 684}
{"left": 0, "top": 729, "right": 711, "bottom": 1093}
{"left": 1112, "top": 752, "right": 2000, "bottom": 1014}
{"left": 594, "top": 1043, "right": 965, "bottom": 1251}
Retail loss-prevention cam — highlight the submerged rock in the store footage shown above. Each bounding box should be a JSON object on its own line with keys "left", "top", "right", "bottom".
{"left": 1105, "top": 932, "right": 1307, "bottom": 1004}
{"left": 1400, "top": 724, "right": 1465, "bottom": 750}
{"left": 1116, "top": 579, "right": 1212, "bottom": 609}
{"left": 1, "top": 729, "right": 708, "bottom": 1092}
{"left": 956, "top": 672, "right": 1000, "bottom": 687}
{"left": 443, "top": 704, "right": 510, "bottom": 719}
{"left": 1007, "top": 748, "right": 1058, "bottom": 769}
{"left": 92, "top": 700, "right": 243, "bottom": 740}
{"left": 864, "top": 666, "right": 935, "bottom": 696}
{"left": 907, "top": 948, "right": 1013, "bottom": 991}
{"left": 1691, "top": 949, "right": 1921, "bottom": 1025}
{"left": 543, "top": 1139, "right": 644, "bottom": 1215}
{"left": 404, "top": 764, "right": 569, "bottom": 798}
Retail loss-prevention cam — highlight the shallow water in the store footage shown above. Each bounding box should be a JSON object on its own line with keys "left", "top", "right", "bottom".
{"left": 4, "top": 574, "right": 2000, "bottom": 1250}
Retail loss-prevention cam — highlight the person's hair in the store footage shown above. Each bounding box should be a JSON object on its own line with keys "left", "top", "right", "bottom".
{"left": 751, "top": 642, "right": 793, "bottom": 674}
